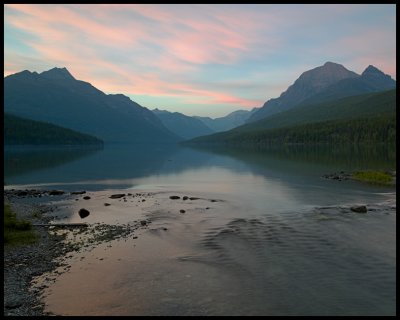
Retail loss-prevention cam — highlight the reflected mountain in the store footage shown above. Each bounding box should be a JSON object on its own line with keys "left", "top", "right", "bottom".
{"left": 187, "top": 143, "right": 396, "bottom": 184}
{"left": 4, "top": 144, "right": 215, "bottom": 190}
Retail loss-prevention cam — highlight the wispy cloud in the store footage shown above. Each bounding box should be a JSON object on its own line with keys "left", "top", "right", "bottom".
{"left": 4, "top": 4, "right": 396, "bottom": 117}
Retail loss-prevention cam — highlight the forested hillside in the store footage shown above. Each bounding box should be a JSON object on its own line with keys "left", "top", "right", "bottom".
{"left": 187, "top": 89, "right": 396, "bottom": 145}
{"left": 4, "top": 113, "right": 103, "bottom": 145}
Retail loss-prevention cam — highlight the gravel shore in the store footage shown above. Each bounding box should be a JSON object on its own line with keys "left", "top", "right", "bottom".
{"left": 4, "top": 200, "right": 66, "bottom": 316}
{"left": 4, "top": 192, "right": 144, "bottom": 316}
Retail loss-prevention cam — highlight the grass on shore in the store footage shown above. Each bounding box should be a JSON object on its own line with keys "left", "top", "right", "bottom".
{"left": 352, "top": 170, "right": 394, "bottom": 185}
{"left": 4, "top": 203, "right": 37, "bottom": 246}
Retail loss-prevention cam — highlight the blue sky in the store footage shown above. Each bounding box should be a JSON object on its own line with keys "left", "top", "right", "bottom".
{"left": 4, "top": 4, "right": 396, "bottom": 118}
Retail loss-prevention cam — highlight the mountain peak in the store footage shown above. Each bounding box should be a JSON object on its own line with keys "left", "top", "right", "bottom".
{"left": 40, "top": 67, "right": 75, "bottom": 80}
{"left": 362, "top": 65, "right": 385, "bottom": 76}
{"left": 323, "top": 61, "right": 341, "bottom": 67}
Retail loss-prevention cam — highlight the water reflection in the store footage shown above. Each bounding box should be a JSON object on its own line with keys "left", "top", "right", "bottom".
{"left": 189, "top": 144, "right": 396, "bottom": 172}
{"left": 4, "top": 143, "right": 395, "bottom": 192}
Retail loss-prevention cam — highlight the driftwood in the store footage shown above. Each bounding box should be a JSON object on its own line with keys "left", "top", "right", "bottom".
{"left": 32, "top": 223, "right": 88, "bottom": 227}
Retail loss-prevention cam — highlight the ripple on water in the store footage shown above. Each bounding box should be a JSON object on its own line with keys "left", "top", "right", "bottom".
{"left": 180, "top": 206, "right": 396, "bottom": 316}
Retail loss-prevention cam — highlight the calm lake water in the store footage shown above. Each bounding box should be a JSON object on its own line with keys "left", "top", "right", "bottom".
{"left": 4, "top": 144, "right": 396, "bottom": 316}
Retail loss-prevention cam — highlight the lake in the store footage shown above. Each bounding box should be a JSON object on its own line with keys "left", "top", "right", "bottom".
{"left": 4, "top": 143, "right": 396, "bottom": 316}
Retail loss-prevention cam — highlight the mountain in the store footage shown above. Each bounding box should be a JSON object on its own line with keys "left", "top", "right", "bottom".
{"left": 152, "top": 108, "right": 215, "bottom": 139}
{"left": 187, "top": 89, "right": 396, "bottom": 145}
{"left": 194, "top": 109, "right": 258, "bottom": 132}
{"left": 4, "top": 113, "right": 103, "bottom": 145}
{"left": 247, "top": 62, "right": 359, "bottom": 123}
{"left": 4, "top": 67, "right": 180, "bottom": 143}
{"left": 296, "top": 65, "right": 396, "bottom": 108}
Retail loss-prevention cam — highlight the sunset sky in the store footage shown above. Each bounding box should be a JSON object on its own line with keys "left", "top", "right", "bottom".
{"left": 4, "top": 4, "right": 396, "bottom": 118}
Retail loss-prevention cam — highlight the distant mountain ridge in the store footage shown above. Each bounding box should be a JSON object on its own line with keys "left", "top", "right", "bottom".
{"left": 194, "top": 109, "right": 258, "bottom": 132}
{"left": 4, "top": 67, "right": 180, "bottom": 143}
{"left": 152, "top": 108, "right": 215, "bottom": 139}
{"left": 247, "top": 62, "right": 395, "bottom": 123}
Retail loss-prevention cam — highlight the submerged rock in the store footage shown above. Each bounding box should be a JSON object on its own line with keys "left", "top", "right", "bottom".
{"left": 71, "top": 191, "right": 86, "bottom": 195}
{"left": 350, "top": 205, "right": 367, "bottom": 213}
{"left": 78, "top": 208, "right": 90, "bottom": 219}
{"left": 48, "top": 190, "right": 64, "bottom": 196}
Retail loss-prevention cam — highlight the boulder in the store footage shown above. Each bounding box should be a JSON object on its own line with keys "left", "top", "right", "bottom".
{"left": 78, "top": 208, "right": 90, "bottom": 219}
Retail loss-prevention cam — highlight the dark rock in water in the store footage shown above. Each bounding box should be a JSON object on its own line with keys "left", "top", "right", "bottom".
{"left": 78, "top": 208, "right": 90, "bottom": 219}
{"left": 210, "top": 199, "right": 217, "bottom": 202}
{"left": 71, "top": 191, "right": 86, "bottom": 195}
{"left": 17, "top": 190, "right": 28, "bottom": 197}
{"left": 183, "top": 196, "right": 189, "bottom": 200}
{"left": 170, "top": 196, "right": 180, "bottom": 200}
{"left": 83, "top": 196, "right": 91, "bottom": 200}
{"left": 180, "top": 209, "right": 186, "bottom": 213}
{"left": 140, "top": 220, "right": 147, "bottom": 226}
{"left": 189, "top": 197, "right": 200, "bottom": 200}
{"left": 48, "top": 190, "right": 64, "bottom": 196}
{"left": 322, "top": 172, "right": 351, "bottom": 181}
{"left": 206, "top": 207, "right": 210, "bottom": 210}
{"left": 142, "top": 199, "right": 146, "bottom": 202}
{"left": 109, "top": 194, "right": 125, "bottom": 199}
{"left": 104, "top": 203, "right": 111, "bottom": 206}
{"left": 351, "top": 205, "right": 367, "bottom": 213}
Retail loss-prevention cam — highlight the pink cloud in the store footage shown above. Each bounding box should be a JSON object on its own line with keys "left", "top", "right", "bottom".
{"left": 4, "top": 4, "right": 395, "bottom": 115}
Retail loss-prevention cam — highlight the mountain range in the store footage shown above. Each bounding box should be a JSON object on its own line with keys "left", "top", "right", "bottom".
{"left": 4, "top": 68, "right": 179, "bottom": 143}
{"left": 247, "top": 62, "right": 396, "bottom": 123}
{"left": 194, "top": 109, "right": 258, "bottom": 132}
{"left": 4, "top": 62, "right": 396, "bottom": 145}
{"left": 152, "top": 109, "right": 214, "bottom": 140}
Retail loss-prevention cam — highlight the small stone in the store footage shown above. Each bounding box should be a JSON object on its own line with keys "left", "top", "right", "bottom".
{"left": 180, "top": 209, "right": 186, "bottom": 213}
{"left": 71, "top": 191, "right": 86, "bottom": 195}
{"left": 170, "top": 196, "right": 180, "bottom": 200}
{"left": 83, "top": 196, "right": 91, "bottom": 200}
{"left": 140, "top": 220, "right": 147, "bottom": 226}
{"left": 104, "top": 203, "right": 111, "bottom": 206}
{"left": 183, "top": 196, "right": 189, "bottom": 200}
{"left": 109, "top": 194, "right": 125, "bottom": 199}
{"left": 350, "top": 205, "right": 367, "bottom": 213}
{"left": 189, "top": 197, "right": 199, "bottom": 200}
{"left": 48, "top": 190, "right": 64, "bottom": 196}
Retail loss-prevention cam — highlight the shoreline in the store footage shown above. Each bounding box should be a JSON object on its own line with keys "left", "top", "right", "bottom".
{"left": 4, "top": 188, "right": 396, "bottom": 316}
{"left": 3, "top": 191, "right": 153, "bottom": 316}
